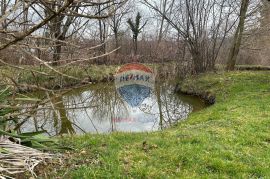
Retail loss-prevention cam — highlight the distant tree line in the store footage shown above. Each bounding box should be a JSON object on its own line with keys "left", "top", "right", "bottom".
{"left": 0, "top": 0, "right": 269, "bottom": 73}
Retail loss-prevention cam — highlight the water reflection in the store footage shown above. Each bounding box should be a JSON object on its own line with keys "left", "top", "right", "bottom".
{"left": 19, "top": 81, "right": 206, "bottom": 136}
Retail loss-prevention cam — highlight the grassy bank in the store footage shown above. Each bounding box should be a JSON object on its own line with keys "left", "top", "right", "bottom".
{"left": 0, "top": 63, "right": 178, "bottom": 92}
{"left": 0, "top": 65, "right": 118, "bottom": 91}
{"left": 39, "top": 71, "right": 270, "bottom": 178}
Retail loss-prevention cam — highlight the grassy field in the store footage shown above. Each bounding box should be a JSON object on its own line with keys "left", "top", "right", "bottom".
{"left": 41, "top": 71, "right": 270, "bottom": 178}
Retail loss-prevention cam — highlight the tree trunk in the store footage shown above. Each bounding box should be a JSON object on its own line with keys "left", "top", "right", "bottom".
{"left": 52, "top": 18, "right": 63, "bottom": 66}
{"left": 114, "top": 31, "right": 119, "bottom": 52}
{"left": 192, "top": 50, "right": 205, "bottom": 74}
{"left": 1, "top": 0, "right": 7, "bottom": 30}
{"left": 158, "top": 0, "right": 167, "bottom": 43}
{"left": 226, "top": 0, "right": 249, "bottom": 71}
{"left": 98, "top": 5, "right": 107, "bottom": 64}
{"left": 54, "top": 96, "right": 75, "bottom": 135}
{"left": 52, "top": 40, "right": 62, "bottom": 66}
{"left": 23, "top": 0, "right": 28, "bottom": 32}
{"left": 134, "top": 37, "right": 138, "bottom": 55}
{"left": 156, "top": 82, "right": 164, "bottom": 130}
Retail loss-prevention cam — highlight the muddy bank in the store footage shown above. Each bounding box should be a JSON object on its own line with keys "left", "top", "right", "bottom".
{"left": 236, "top": 65, "right": 270, "bottom": 71}
{"left": 175, "top": 83, "right": 216, "bottom": 105}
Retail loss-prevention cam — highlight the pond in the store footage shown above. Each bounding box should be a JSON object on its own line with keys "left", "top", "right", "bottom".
{"left": 18, "top": 81, "right": 207, "bottom": 136}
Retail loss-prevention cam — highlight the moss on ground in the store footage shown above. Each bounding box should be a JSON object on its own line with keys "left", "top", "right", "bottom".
{"left": 39, "top": 71, "right": 270, "bottom": 178}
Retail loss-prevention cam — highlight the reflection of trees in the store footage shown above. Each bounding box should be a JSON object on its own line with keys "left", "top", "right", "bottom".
{"left": 59, "top": 81, "right": 194, "bottom": 133}
{"left": 156, "top": 81, "right": 164, "bottom": 130}
{"left": 63, "top": 83, "right": 129, "bottom": 132}
{"left": 160, "top": 83, "right": 193, "bottom": 127}
{"left": 139, "top": 80, "right": 193, "bottom": 130}
{"left": 19, "top": 81, "right": 198, "bottom": 135}
{"left": 87, "top": 84, "right": 128, "bottom": 122}
{"left": 18, "top": 93, "right": 76, "bottom": 136}
{"left": 53, "top": 95, "right": 75, "bottom": 135}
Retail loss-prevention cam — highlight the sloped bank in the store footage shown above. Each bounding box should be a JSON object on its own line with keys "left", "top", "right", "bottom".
{"left": 175, "top": 82, "right": 216, "bottom": 105}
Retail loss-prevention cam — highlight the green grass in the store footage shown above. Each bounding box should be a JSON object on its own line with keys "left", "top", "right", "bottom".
{"left": 45, "top": 71, "right": 270, "bottom": 178}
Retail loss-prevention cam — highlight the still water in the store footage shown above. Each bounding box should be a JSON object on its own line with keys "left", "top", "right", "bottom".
{"left": 19, "top": 81, "right": 206, "bottom": 136}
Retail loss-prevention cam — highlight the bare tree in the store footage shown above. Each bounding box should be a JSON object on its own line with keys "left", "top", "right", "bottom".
{"left": 226, "top": 0, "right": 250, "bottom": 70}
{"left": 144, "top": 0, "right": 238, "bottom": 73}
{"left": 43, "top": 1, "right": 82, "bottom": 65}
{"left": 157, "top": 0, "right": 175, "bottom": 43}
{"left": 0, "top": 0, "right": 8, "bottom": 30}
{"left": 0, "top": 0, "right": 127, "bottom": 136}
{"left": 108, "top": 0, "right": 132, "bottom": 50}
